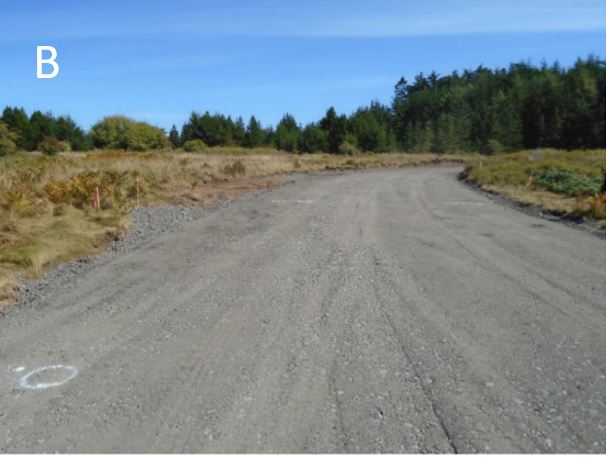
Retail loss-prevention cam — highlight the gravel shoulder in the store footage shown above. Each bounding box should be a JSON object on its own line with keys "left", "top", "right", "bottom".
{"left": 11, "top": 198, "right": 230, "bottom": 310}
{"left": 1, "top": 166, "right": 604, "bottom": 453}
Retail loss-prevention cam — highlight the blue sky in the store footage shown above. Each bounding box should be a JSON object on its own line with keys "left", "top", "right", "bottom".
{"left": 1, "top": 0, "right": 605, "bottom": 130}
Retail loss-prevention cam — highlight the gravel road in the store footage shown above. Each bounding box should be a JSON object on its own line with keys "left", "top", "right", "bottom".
{"left": 1, "top": 166, "right": 605, "bottom": 453}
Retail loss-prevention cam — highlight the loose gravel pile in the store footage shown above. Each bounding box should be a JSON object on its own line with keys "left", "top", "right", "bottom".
{"left": 108, "top": 196, "right": 230, "bottom": 253}
{"left": 13, "top": 197, "right": 232, "bottom": 309}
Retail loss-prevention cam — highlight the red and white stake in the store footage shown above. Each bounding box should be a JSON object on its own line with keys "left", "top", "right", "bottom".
{"left": 136, "top": 177, "right": 140, "bottom": 207}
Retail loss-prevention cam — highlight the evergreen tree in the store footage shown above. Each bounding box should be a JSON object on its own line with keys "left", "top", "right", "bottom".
{"left": 168, "top": 125, "right": 180, "bottom": 148}
{"left": 2, "top": 56, "right": 603, "bottom": 155}
{"left": 319, "top": 107, "right": 347, "bottom": 153}
{"left": 181, "top": 111, "right": 233, "bottom": 146}
{"left": 350, "top": 108, "right": 388, "bottom": 152}
{"left": 300, "top": 123, "right": 327, "bottom": 153}
{"left": 391, "top": 57, "right": 605, "bottom": 153}
{"left": 245, "top": 116, "right": 265, "bottom": 147}
{"left": 273, "top": 113, "right": 300, "bottom": 152}
{"left": 29, "top": 111, "right": 57, "bottom": 150}
{"left": 55, "top": 115, "right": 91, "bottom": 151}
{"left": 1, "top": 107, "right": 30, "bottom": 150}
{"left": 233, "top": 116, "right": 246, "bottom": 146}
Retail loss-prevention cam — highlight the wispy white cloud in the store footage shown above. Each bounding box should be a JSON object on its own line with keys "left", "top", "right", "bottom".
{"left": 282, "top": 0, "right": 606, "bottom": 37}
{"left": 1, "top": 0, "right": 604, "bottom": 42}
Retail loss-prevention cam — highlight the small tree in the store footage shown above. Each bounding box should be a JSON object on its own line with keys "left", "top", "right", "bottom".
{"left": 55, "top": 115, "right": 91, "bottom": 151}
{"left": 28, "top": 111, "right": 57, "bottom": 151}
{"left": 233, "top": 116, "right": 246, "bottom": 146}
{"left": 168, "top": 125, "right": 181, "bottom": 148}
{"left": 245, "top": 116, "right": 265, "bottom": 147}
{"left": 273, "top": 113, "right": 301, "bottom": 152}
{"left": 320, "top": 107, "right": 347, "bottom": 153}
{"left": 299, "top": 124, "right": 327, "bottom": 153}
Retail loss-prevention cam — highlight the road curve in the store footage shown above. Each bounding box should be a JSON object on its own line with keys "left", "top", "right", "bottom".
{"left": 1, "top": 166, "right": 605, "bottom": 453}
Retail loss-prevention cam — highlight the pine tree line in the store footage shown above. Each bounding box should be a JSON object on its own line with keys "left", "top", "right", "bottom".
{"left": 392, "top": 56, "right": 605, "bottom": 153}
{"left": 1, "top": 56, "right": 604, "bottom": 156}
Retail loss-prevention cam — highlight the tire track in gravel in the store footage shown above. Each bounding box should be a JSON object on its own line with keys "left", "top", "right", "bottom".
{"left": 1, "top": 167, "right": 604, "bottom": 453}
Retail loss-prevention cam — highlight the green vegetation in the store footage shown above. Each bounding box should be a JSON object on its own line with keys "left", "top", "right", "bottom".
{"left": 37, "top": 136, "right": 71, "bottom": 155}
{"left": 1, "top": 107, "right": 91, "bottom": 151}
{"left": 299, "top": 124, "right": 327, "bottom": 153}
{"left": 0, "top": 55, "right": 604, "bottom": 304}
{"left": 463, "top": 149, "right": 606, "bottom": 219}
{"left": 338, "top": 141, "right": 361, "bottom": 156}
{"left": 2, "top": 57, "right": 602, "bottom": 155}
{"left": 91, "top": 116, "right": 169, "bottom": 151}
{"left": 0, "top": 122, "right": 18, "bottom": 156}
{"left": 393, "top": 58, "right": 605, "bottom": 153}
{"left": 181, "top": 111, "right": 244, "bottom": 147}
{"left": 183, "top": 139, "right": 208, "bottom": 152}
{"left": 244, "top": 116, "right": 266, "bottom": 148}
{"left": 0, "top": 150, "right": 465, "bottom": 307}
{"left": 273, "top": 114, "right": 300, "bottom": 152}
{"left": 534, "top": 169, "right": 602, "bottom": 196}
{"left": 168, "top": 125, "right": 181, "bottom": 148}
{"left": 464, "top": 150, "right": 604, "bottom": 191}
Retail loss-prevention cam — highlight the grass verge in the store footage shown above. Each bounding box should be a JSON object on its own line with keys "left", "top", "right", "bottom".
{"left": 0, "top": 149, "right": 465, "bottom": 308}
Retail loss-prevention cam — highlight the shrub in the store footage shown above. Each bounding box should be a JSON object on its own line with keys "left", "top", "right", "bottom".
{"left": 485, "top": 139, "right": 504, "bottom": 155}
{"left": 0, "top": 122, "right": 17, "bottom": 156}
{"left": 534, "top": 168, "right": 602, "bottom": 196}
{"left": 43, "top": 170, "right": 136, "bottom": 209}
{"left": 37, "top": 136, "right": 70, "bottom": 155}
{"left": 91, "top": 116, "right": 168, "bottom": 151}
{"left": 574, "top": 194, "right": 606, "bottom": 220}
{"left": 338, "top": 141, "right": 361, "bottom": 156}
{"left": 183, "top": 139, "right": 208, "bottom": 152}
{"left": 223, "top": 160, "right": 246, "bottom": 177}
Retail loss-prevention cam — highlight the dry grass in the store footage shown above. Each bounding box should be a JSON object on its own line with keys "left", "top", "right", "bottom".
{"left": 3, "top": 147, "right": 603, "bottom": 308}
{"left": 0, "top": 149, "right": 464, "bottom": 308}
{"left": 482, "top": 184, "right": 580, "bottom": 213}
{"left": 463, "top": 149, "right": 606, "bottom": 221}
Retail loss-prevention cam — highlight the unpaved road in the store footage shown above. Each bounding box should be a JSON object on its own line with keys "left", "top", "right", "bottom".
{"left": 1, "top": 166, "right": 605, "bottom": 453}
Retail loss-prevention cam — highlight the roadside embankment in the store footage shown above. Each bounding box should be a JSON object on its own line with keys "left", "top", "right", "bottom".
{"left": 461, "top": 149, "right": 606, "bottom": 229}
{"left": 0, "top": 149, "right": 464, "bottom": 308}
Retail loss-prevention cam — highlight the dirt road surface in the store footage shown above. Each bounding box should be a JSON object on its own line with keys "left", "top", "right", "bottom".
{"left": 1, "top": 167, "right": 605, "bottom": 452}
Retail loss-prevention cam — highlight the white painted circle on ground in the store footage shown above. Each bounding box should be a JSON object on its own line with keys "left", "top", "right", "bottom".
{"left": 271, "top": 199, "right": 314, "bottom": 204}
{"left": 18, "top": 365, "right": 78, "bottom": 390}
